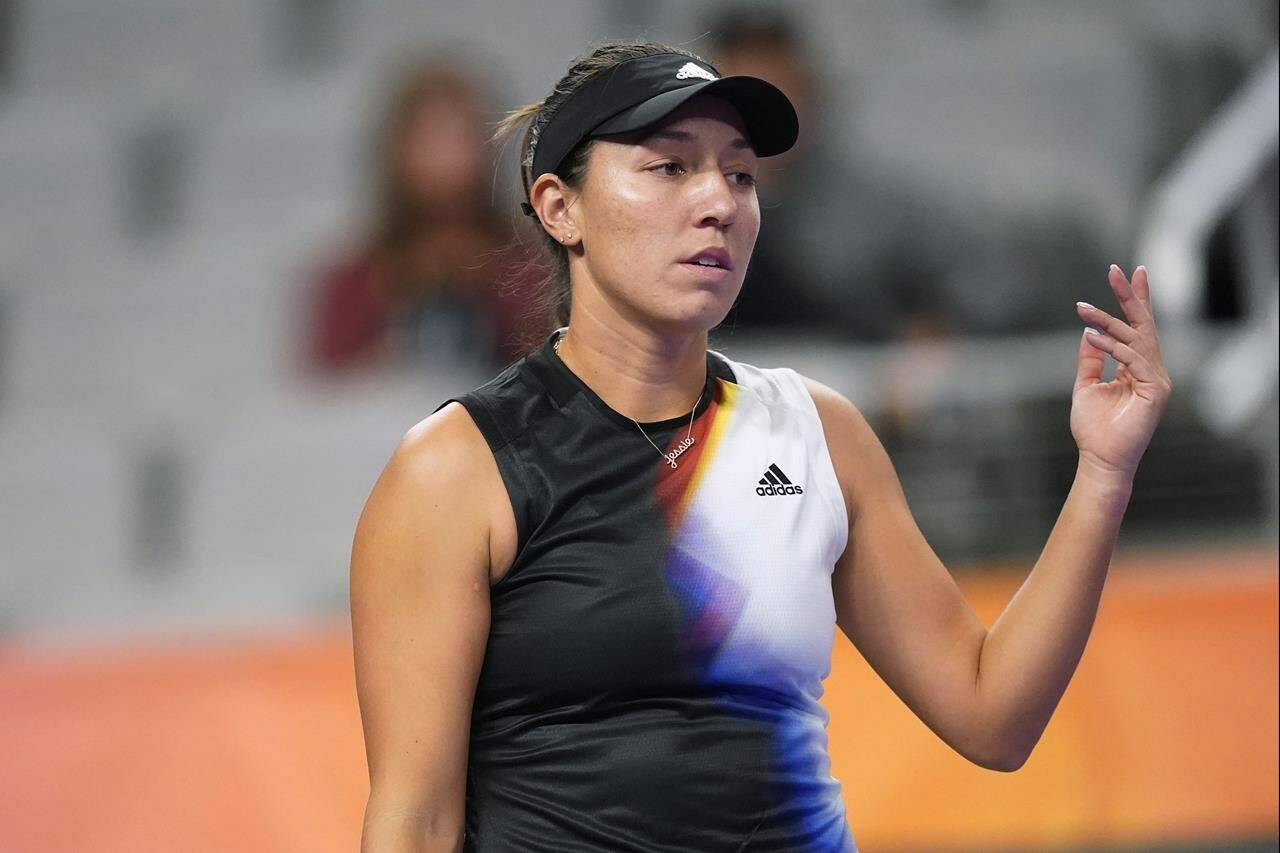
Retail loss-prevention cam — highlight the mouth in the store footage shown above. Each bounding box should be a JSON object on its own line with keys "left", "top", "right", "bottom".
{"left": 681, "top": 247, "right": 733, "bottom": 271}
{"left": 679, "top": 262, "right": 732, "bottom": 284}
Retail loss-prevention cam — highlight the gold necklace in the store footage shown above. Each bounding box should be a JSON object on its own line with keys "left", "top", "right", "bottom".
{"left": 555, "top": 333, "right": 703, "bottom": 469}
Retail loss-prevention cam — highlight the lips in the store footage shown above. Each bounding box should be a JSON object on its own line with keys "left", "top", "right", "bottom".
{"left": 682, "top": 247, "right": 733, "bottom": 271}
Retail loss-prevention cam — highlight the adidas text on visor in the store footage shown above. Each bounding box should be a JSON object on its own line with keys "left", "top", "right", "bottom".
{"left": 520, "top": 52, "right": 799, "bottom": 216}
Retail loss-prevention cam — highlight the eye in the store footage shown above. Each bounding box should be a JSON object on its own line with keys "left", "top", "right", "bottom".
{"left": 652, "top": 162, "right": 686, "bottom": 177}
{"left": 730, "top": 171, "right": 758, "bottom": 188}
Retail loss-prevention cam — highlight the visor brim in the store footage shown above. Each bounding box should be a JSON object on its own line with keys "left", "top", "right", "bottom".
{"left": 590, "top": 75, "right": 799, "bottom": 157}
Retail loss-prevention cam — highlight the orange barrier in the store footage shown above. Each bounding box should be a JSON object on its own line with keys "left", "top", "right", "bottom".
{"left": 828, "top": 544, "right": 1278, "bottom": 851}
{"left": 1, "top": 545, "right": 1275, "bottom": 852}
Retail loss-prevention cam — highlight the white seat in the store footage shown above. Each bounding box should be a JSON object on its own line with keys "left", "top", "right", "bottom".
{"left": 181, "top": 377, "right": 470, "bottom": 621}
{"left": 0, "top": 406, "right": 135, "bottom": 636}
{"left": 187, "top": 73, "right": 366, "bottom": 230}
{"left": 0, "top": 95, "right": 121, "bottom": 261}
{"left": 10, "top": 0, "right": 270, "bottom": 97}
{"left": 5, "top": 230, "right": 315, "bottom": 421}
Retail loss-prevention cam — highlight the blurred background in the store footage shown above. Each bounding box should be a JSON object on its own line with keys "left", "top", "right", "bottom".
{"left": 0, "top": 1, "right": 1276, "bottom": 850}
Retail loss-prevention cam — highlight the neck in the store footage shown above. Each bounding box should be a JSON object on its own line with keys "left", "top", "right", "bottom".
{"left": 555, "top": 299, "right": 709, "bottom": 425}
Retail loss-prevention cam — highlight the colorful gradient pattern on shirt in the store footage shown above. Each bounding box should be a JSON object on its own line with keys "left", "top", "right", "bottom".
{"left": 652, "top": 372, "right": 856, "bottom": 852}
{"left": 655, "top": 377, "right": 744, "bottom": 673}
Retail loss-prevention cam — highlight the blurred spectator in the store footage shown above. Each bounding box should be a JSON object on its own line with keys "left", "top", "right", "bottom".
{"left": 306, "top": 52, "right": 540, "bottom": 376}
{"left": 704, "top": 6, "right": 975, "bottom": 343}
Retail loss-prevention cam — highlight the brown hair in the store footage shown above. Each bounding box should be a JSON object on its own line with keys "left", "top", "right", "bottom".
{"left": 492, "top": 40, "right": 709, "bottom": 355}
{"left": 373, "top": 55, "right": 498, "bottom": 252}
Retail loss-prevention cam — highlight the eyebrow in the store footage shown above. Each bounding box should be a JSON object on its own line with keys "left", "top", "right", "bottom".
{"left": 643, "top": 128, "right": 754, "bottom": 152}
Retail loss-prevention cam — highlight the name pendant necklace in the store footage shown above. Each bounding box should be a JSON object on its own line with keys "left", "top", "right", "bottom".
{"left": 556, "top": 333, "right": 703, "bottom": 470}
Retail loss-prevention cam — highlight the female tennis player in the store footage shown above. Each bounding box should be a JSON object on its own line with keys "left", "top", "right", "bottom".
{"left": 350, "top": 41, "right": 1172, "bottom": 852}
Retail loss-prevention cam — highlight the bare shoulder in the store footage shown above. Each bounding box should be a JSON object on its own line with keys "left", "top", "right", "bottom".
{"left": 350, "top": 401, "right": 501, "bottom": 835}
{"left": 355, "top": 400, "right": 517, "bottom": 588}
{"left": 796, "top": 372, "right": 861, "bottom": 424}
{"left": 354, "top": 402, "right": 489, "bottom": 577}
{"left": 796, "top": 372, "right": 883, "bottom": 516}
{"left": 392, "top": 401, "right": 492, "bottom": 490}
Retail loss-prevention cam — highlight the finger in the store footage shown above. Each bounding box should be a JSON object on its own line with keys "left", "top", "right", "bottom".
{"left": 1128, "top": 264, "right": 1169, "bottom": 368}
{"left": 1132, "top": 264, "right": 1152, "bottom": 316}
{"left": 1076, "top": 301, "right": 1138, "bottom": 345}
{"left": 1109, "top": 264, "right": 1154, "bottom": 330}
{"left": 1084, "top": 327, "right": 1160, "bottom": 384}
{"left": 1075, "top": 328, "right": 1105, "bottom": 391}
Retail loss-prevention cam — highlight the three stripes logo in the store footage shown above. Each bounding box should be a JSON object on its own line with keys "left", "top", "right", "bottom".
{"left": 756, "top": 463, "right": 804, "bottom": 497}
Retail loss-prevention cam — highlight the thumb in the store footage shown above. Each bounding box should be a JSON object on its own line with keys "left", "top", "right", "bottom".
{"left": 1074, "top": 329, "right": 1104, "bottom": 393}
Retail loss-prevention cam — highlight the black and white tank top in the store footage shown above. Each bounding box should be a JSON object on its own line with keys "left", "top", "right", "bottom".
{"left": 432, "top": 326, "right": 856, "bottom": 852}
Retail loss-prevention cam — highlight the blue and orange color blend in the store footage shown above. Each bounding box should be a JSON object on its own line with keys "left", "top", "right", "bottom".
{"left": 434, "top": 327, "right": 856, "bottom": 851}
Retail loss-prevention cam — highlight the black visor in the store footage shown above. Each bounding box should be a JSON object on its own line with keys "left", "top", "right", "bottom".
{"left": 520, "top": 52, "right": 799, "bottom": 216}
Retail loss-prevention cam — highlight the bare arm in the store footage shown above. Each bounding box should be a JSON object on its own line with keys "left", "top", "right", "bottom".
{"left": 982, "top": 265, "right": 1169, "bottom": 766}
{"left": 805, "top": 375, "right": 1130, "bottom": 771}
{"left": 350, "top": 403, "right": 496, "bottom": 851}
{"left": 974, "top": 459, "right": 1130, "bottom": 768}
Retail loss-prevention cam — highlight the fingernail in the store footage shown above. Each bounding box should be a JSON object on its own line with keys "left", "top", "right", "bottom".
{"left": 1109, "top": 264, "right": 1120, "bottom": 273}
{"left": 1085, "top": 327, "right": 1101, "bottom": 336}
{"left": 1077, "top": 301, "right": 1095, "bottom": 310}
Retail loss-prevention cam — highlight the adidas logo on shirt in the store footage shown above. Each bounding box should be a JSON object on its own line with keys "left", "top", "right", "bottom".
{"left": 756, "top": 463, "right": 803, "bottom": 496}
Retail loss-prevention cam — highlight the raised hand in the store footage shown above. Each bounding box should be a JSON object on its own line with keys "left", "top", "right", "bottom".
{"left": 1071, "top": 265, "right": 1174, "bottom": 486}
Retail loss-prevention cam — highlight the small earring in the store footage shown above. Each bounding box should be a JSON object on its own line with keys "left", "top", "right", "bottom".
{"left": 566, "top": 232, "right": 573, "bottom": 242}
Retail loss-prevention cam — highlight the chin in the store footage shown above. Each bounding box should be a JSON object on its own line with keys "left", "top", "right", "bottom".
{"left": 657, "top": 296, "right": 738, "bottom": 335}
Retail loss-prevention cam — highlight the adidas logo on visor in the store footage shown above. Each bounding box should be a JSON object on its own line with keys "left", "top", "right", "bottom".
{"left": 675, "top": 62, "right": 718, "bottom": 82}
{"left": 756, "top": 463, "right": 803, "bottom": 496}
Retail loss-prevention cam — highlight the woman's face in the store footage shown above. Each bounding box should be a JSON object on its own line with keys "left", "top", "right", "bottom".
{"left": 569, "top": 94, "right": 761, "bottom": 333}
{"left": 397, "top": 92, "right": 486, "bottom": 207}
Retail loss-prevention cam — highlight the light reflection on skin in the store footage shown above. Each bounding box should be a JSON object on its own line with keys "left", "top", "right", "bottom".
{"left": 527, "top": 92, "right": 765, "bottom": 424}
{"left": 543, "top": 93, "right": 762, "bottom": 336}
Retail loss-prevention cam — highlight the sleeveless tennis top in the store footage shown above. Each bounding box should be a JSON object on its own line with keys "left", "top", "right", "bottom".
{"left": 431, "top": 327, "right": 857, "bottom": 852}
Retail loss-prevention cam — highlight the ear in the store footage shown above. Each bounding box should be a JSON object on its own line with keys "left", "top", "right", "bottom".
{"left": 529, "top": 173, "right": 579, "bottom": 245}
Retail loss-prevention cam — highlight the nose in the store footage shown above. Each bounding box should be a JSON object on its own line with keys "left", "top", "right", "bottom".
{"left": 693, "top": 171, "right": 737, "bottom": 228}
